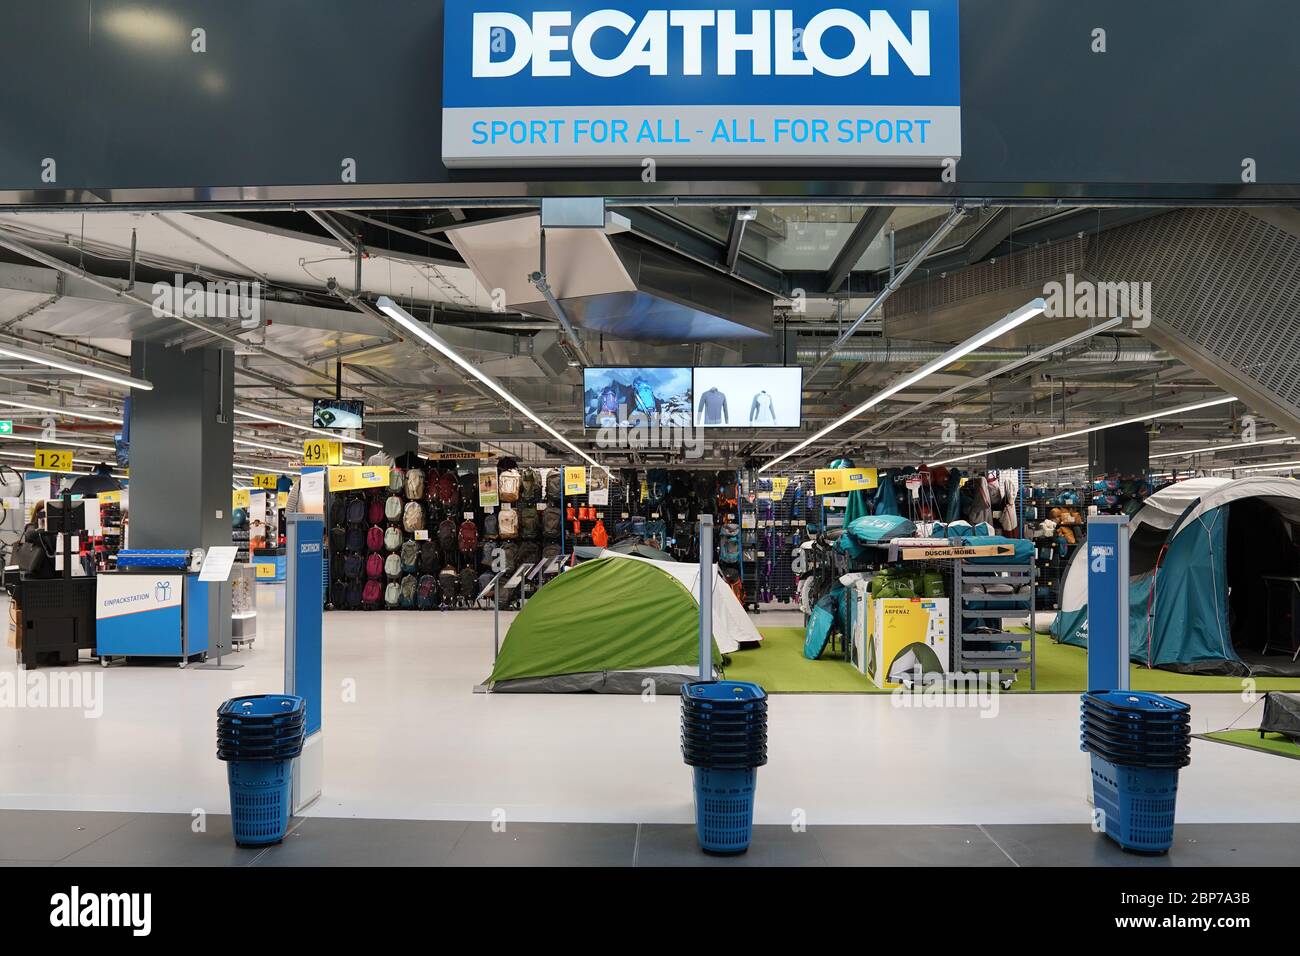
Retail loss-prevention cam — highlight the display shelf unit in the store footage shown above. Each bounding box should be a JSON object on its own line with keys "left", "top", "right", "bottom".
{"left": 953, "top": 558, "right": 1036, "bottom": 689}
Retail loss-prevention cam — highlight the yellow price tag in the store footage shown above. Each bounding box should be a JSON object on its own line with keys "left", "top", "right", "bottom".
{"left": 814, "top": 467, "right": 877, "bottom": 494}
{"left": 328, "top": 465, "right": 389, "bottom": 491}
{"left": 34, "top": 448, "right": 74, "bottom": 473}
{"left": 771, "top": 477, "right": 790, "bottom": 499}
{"left": 254, "top": 563, "right": 276, "bottom": 579}
{"left": 277, "top": 492, "right": 288, "bottom": 508}
{"left": 303, "top": 438, "right": 342, "bottom": 466}
{"left": 232, "top": 489, "right": 251, "bottom": 509}
{"left": 253, "top": 474, "right": 278, "bottom": 489}
{"left": 564, "top": 466, "right": 587, "bottom": 496}
{"left": 98, "top": 490, "right": 122, "bottom": 504}
{"left": 814, "top": 469, "right": 843, "bottom": 495}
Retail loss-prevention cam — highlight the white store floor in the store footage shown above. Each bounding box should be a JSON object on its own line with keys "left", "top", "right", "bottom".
{"left": 2, "top": 585, "right": 1297, "bottom": 828}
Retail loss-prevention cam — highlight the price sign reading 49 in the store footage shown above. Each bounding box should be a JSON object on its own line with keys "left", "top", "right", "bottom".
{"left": 302, "top": 438, "right": 342, "bottom": 466}
{"left": 34, "top": 448, "right": 74, "bottom": 473}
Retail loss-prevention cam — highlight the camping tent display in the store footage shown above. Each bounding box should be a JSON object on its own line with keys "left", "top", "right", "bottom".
{"left": 573, "top": 540, "right": 675, "bottom": 563}
{"left": 487, "top": 557, "right": 724, "bottom": 693}
{"left": 1053, "top": 477, "right": 1300, "bottom": 676}
{"left": 599, "top": 549, "right": 762, "bottom": 651}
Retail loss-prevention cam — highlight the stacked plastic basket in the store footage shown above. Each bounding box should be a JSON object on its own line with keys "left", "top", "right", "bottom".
{"left": 1080, "top": 690, "right": 1191, "bottom": 853}
{"left": 681, "top": 681, "right": 768, "bottom": 854}
{"left": 217, "top": 694, "right": 306, "bottom": 847}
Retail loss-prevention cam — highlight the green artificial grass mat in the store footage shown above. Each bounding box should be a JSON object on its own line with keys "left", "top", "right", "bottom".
{"left": 734, "top": 627, "right": 1300, "bottom": 695}
{"left": 1197, "top": 730, "right": 1300, "bottom": 760}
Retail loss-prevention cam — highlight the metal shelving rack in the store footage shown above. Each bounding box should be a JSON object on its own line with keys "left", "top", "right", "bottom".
{"left": 953, "top": 557, "right": 1037, "bottom": 689}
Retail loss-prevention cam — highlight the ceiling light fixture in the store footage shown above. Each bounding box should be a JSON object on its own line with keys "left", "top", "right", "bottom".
{"left": 762, "top": 298, "right": 1047, "bottom": 473}
{"left": 0, "top": 432, "right": 116, "bottom": 453}
{"left": 234, "top": 408, "right": 383, "bottom": 449}
{"left": 1149, "top": 435, "right": 1296, "bottom": 460}
{"left": 930, "top": 396, "right": 1240, "bottom": 467}
{"left": 376, "top": 296, "right": 605, "bottom": 471}
{"left": 1212, "top": 458, "right": 1300, "bottom": 474}
{"left": 0, "top": 342, "right": 152, "bottom": 391}
{"left": 234, "top": 436, "right": 306, "bottom": 455}
{"left": 0, "top": 397, "right": 122, "bottom": 424}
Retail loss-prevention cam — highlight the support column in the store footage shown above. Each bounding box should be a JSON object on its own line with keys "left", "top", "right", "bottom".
{"left": 1089, "top": 422, "right": 1150, "bottom": 475}
{"left": 128, "top": 343, "right": 234, "bottom": 644}
{"left": 988, "top": 447, "right": 1029, "bottom": 471}
{"left": 364, "top": 422, "right": 416, "bottom": 459}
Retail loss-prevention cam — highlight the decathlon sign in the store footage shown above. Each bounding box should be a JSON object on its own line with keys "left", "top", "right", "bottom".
{"left": 442, "top": 0, "right": 960, "bottom": 167}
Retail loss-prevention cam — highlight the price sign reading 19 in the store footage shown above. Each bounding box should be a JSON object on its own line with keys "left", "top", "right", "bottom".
{"left": 303, "top": 439, "right": 341, "bottom": 466}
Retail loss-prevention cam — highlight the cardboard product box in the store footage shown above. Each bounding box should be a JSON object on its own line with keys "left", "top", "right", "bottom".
{"left": 864, "top": 596, "right": 950, "bottom": 689}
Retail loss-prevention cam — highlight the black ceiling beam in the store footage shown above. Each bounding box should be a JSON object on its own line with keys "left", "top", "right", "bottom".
{"left": 823, "top": 206, "right": 894, "bottom": 294}
{"left": 620, "top": 207, "right": 785, "bottom": 294}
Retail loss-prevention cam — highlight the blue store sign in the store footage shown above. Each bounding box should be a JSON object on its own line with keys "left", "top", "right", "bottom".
{"left": 442, "top": 0, "right": 960, "bottom": 167}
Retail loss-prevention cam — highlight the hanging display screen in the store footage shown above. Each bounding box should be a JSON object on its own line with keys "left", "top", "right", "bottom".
{"left": 582, "top": 367, "right": 692, "bottom": 427}
{"left": 692, "top": 367, "right": 803, "bottom": 428}
{"left": 312, "top": 399, "right": 365, "bottom": 430}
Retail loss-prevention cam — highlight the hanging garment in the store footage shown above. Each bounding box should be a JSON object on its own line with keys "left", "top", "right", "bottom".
{"left": 964, "top": 476, "right": 992, "bottom": 526}
{"left": 748, "top": 390, "right": 776, "bottom": 424}
{"left": 697, "top": 387, "right": 728, "bottom": 425}
{"left": 997, "top": 470, "right": 1020, "bottom": 534}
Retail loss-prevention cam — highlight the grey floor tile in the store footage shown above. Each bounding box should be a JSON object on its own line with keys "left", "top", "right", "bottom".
{"left": 445, "top": 822, "right": 637, "bottom": 867}
{"left": 635, "top": 824, "right": 827, "bottom": 866}
{"left": 0, "top": 860, "right": 55, "bottom": 867}
{"left": 812, "top": 825, "right": 1014, "bottom": 866}
{"left": 985, "top": 823, "right": 1300, "bottom": 867}
{"left": 0, "top": 809, "right": 138, "bottom": 862}
{"left": 56, "top": 813, "right": 272, "bottom": 867}
{"left": 254, "top": 817, "right": 468, "bottom": 866}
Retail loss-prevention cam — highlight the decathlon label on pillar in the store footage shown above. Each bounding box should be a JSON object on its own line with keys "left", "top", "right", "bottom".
{"left": 442, "top": 0, "right": 960, "bottom": 167}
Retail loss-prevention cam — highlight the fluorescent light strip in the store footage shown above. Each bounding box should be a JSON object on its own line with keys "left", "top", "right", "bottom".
{"left": 233, "top": 461, "right": 298, "bottom": 475}
{"left": 1027, "top": 462, "right": 1089, "bottom": 476}
{"left": 234, "top": 436, "right": 304, "bottom": 455}
{"left": 0, "top": 432, "right": 116, "bottom": 453}
{"left": 1149, "top": 436, "right": 1296, "bottom": 460}
{"left": 930, "top": 396, "right": 1240, "bottom": 467}
{"left": 234, "top": 408, "right": 383, "bottom": 449}
{"left": 762, "top": 298, "right": 1047, "bottom": 473}
{"left": 0, "top": 397, "right": 122, "bottom": 424}
{"left": 0, "top": 342, "right": 152, "bottom": 391}
{"left": 377, "top": 296, "right": 606, "bottom": 472}
{"left": 1213, "top": 459, "right": 1300, "bottom": 474}
{"left": 0, "top": 449, "right": 99, "bottom": 467}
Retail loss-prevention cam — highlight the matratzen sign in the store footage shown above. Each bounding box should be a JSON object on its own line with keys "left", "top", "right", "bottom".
{"left": 442, "top": 0, "right": 960, "bottom": 166}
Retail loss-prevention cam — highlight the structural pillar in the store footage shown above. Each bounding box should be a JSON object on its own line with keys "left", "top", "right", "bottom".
{"left": 1088, "top": 422, "right": 1150, "bottom": 476}
{"left": 364, "top": 422, "right": 416, "bottom": 459}
{"left": 128, "top": 342, "right": 234, "bottom": 646}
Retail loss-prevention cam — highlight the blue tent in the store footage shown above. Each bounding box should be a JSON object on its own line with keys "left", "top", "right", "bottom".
{"left": 1052, "top": 477, "right": 1300, "bottom": 676}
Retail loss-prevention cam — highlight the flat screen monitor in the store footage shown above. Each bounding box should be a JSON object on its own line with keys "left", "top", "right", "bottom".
{"left": 44, "top": 499, "right": 87, "bottom": 534}
{"left": 582, "top": 367, "right": 692, "bottom": 428}
{"left": 312, "top": 399, "right": 364, "bottom": 430}
{"left": 692, "top": 367, "right": 803, "bottom": 428}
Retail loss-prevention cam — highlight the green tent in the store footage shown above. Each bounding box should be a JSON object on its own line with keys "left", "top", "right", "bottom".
{"left": 488, "top": 557, "right": 723, "bottom": 693}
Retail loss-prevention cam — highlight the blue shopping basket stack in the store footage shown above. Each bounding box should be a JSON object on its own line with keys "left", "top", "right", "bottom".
{"left": 1080, "top": 690, "right": 1191, "bottom": 853}
{"left": 216, "top": 694, "right": 306, "bottom": 846}
{"left": 681, "top": 680, "right": 768, "bottom": 854}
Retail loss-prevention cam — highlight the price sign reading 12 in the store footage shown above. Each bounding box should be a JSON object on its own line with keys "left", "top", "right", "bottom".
{"left": 303, "top": 439, "right": 342, "bottom": 466}
{"left": 34, "top": 448, "right": 74, "bottom": 473}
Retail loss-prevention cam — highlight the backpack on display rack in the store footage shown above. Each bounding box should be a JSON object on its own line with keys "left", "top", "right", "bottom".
{"left": 519, "top": 467, "right": 540, "bottom": 503}
{"left": 399, "top": 574, "right": 418, "bottom": 608}
{"left": 719, "top": 523, "right": 741, "bottom": 563}
{"left": 345, "top": 580, "right": 363, "bottom": 609}
{"left": 424, "top": 467, "right": 442, "bottom": 503}
{"left": 497, "top": 505, "right": 519, "bottom": 539}
{"left": 345, "top": 525, "right": 365, "bottom": 552}
{"left": 362, "top": 579, "right": 383, "bottom": 609}
{"left": 366, "top": 552, "right": 384, "bottom": 579}
{"left": 436, "top": 517, "right": 458, "bottom": 554}
{"left": 483, "top": 511, "right": 499, "bottom": 538}
{"left": 402, "top": 500, "right": 426, "bottom": 533}
{"left": 518, "top": 504, "right": 540, "bottom": 539}
{"left": 385, "top": 494, "right": 403, "bottom": 523}
{"left": 343, "top": 553, "right": 363, "bottom": 580}
{"left": 458, "top": 471, "right": 478, "bottom": 507}
{"left": 404, "top": 467, "right": 425, "bottom": 501}
{"left": 438, "top": 566, "right": 459, "bottom": 606}
{"left": 480, "top": 540, "right": 496, "bottom": 569}
{"left": 330, "top": 496, "right": 346, "bottom": 527}
{"left": 384, "top": 526, "right": 402, "bottom": 551}
{"left": 384, "top": 581, "right": 401, "bottom": 608}
{"left": 366, "top": 525, "right": 384, "bottom": 552}
{"left": 541, "top": 506, "right": 561, "bottom": 540}
{"left": 329, "top": 580, "right": 346, "bottom": 609}
{"left": 418, "top": 540, "right": 441, "bottom": 573}
{"left": 331, "top": 552, "right": 347, "bottom": 581}
{"left": 400, "top": 539, "right": 420, "bottom": 573}
{"left": 517, "top": 540, "right": 540, "bottom": 569}
{"left": 693, "top": 471, "right": 716, "bottom": 503}
{"left": 346, "top": 495, "right": 366, "bottom": 526}
{"left": 330, "top": 525, "right": 346, "bottom": 553}
{"left": 368, "top": 496, "right": 385, "bottom": 525}
{"left": 475, "top": 571, "right": 495, "bottom": 607}
{"left": 458, "top": 518, "right": 478, "bottom": 556}
{"left": 500, "top": 541, "right": 518, "bottom": 573}
{"left": 498, "top": 468, "right": 520, "bottom": 503}
{"left": 388, "top": 466, "right": 405, "bottom": 494}
{"left": 541, "top": 543, "right": 561, "bottom": 563}
{"left": 458, "top": 566, "right": 478, "bottom": 605}
{"left": 438, "top": 470, "right": 458, "bottom": 507}
{"left": 416, "top": 574, "right": 439, "bottom": 609}
{"left": 384, "top": 552, "right": 402, "bottom": 579}
{"left": 544, "top": 470, "right": 561, "bottom": 503}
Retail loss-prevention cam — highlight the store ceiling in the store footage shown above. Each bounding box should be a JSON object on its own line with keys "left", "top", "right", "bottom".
{"left": 0, "top": 202, "right": 1294, "bottom": 477}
